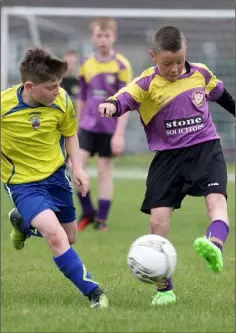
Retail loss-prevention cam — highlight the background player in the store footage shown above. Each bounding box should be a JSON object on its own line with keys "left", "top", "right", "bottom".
{"left": 98, "top": 26, "right": 235, "bottom": 306}
{"left": 76, "top": 18, "right": 133, "bottom": 232}
{"left": 1, "top": 47, "right": 108, "bottom": 309}
{"left": 61, "top": 50, "right": 80, "bottom": 107}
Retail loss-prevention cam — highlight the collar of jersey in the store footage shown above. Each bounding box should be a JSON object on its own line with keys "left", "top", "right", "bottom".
{"left": 17, "top": 84, "right": 63, "bottom": 112}
{"left": 154, "top": 61, "right": 194, "bottom": 80}
{"left": 94, "top": 52, "right": 117, "bottom": 63}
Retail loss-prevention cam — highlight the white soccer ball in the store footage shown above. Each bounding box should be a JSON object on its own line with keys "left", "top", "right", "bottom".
{"left": 127, "top": 234, "right": 177, "bottom": 284}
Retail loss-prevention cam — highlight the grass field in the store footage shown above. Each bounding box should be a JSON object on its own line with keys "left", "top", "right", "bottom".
{"left": 1, "top": 169, "right": 235, "bottom": 332}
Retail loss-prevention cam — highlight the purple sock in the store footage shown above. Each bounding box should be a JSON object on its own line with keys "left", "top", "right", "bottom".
{"left": 96, "top": 200, "right": 111, "bottom": 222}
{"left": 206, "top": 220, "right": 229, "bottom": 251}
{"left": 77, "top": 190, "right": 95, "bottom": 215}
{"left": 157, "top": 277, "right": 173, "bottom": 292}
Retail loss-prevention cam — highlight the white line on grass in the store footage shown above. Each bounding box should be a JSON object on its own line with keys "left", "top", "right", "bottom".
{"left": 86, "top": 168, "right": 235, "bottom": 183}
{"left": 226, "top": 257, "right": 235, "bottom": 261}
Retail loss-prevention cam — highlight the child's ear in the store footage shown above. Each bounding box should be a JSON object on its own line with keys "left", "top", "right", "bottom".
{"left": 148, "top": 50, "right": 156, "bottom": 63}
{"left": 24, "top": 81, "right": 34, "bottom": 91}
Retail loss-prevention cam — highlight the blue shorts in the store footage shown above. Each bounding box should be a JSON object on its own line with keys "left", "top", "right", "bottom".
{"left": 4, "top": 165, "right": 76, "bottom": 233}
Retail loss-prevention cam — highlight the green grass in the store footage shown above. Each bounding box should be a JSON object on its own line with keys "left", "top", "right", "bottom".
{"left": 87, "top": 153, "right": 154, "bottom": 169}
{"left": 1, "top": 179, "right": 235, "bottom": 333}
{"left": 86, "top": 153, "right": 235, "bottom": 172}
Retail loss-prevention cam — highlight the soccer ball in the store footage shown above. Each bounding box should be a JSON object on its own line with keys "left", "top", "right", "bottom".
{"left": 127, "top": 234, "right": 177, "bottom": 284}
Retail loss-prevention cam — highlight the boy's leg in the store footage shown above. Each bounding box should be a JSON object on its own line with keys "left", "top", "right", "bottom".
{"left": 193, "top": 141, "right": 229, "bottom": 272}
{"left": 7, "top": 170, "right": 108, "bottom": 307}
{"left": 141, "top": 150, "right": 185, "bottom": 306}
{"left": 9, "top": 208, "right": 78, "bottom": 247}
{"left": 8, "top": 208, "right": 28, "bottom": 250}
{"left": 60, "top": 221, "right": 77, "bottom": 245}
{"left": 95, "top": 157, "right": 113, "bottom": 231}
{"left": 194, "top": 193, "right": 229, "bottom": 272}
{"left": 77, "top": 129, "right": 96, "bottom": 231}
{"left": 5, "top": 183, "right": 52, "bottom": 250}
{"left": 94, "top": 133, "right": 114, "bottom": 231}
{"left": 31, "top": 210, "right": 108, "bottom": 308}
{"left": 149, "top": 207, "right": 176, "bottom": 306}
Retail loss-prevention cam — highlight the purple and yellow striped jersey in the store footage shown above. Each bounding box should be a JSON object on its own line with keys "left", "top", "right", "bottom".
{"left": 108, "top": 62, "right": 224, "bottom": 151}
{"left": 78, "top": 52, "right": 132, "bottom": 134}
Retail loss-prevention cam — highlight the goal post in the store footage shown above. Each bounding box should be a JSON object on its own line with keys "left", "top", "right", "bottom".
{"left": 1, "top": 6, "right": 235, "bottom": 159}
{"left": 1, "top": 7, "right": 235, "bottom": 89}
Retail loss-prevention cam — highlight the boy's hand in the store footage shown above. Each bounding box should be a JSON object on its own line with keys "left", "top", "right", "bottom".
{"left": 111, "top": 134, "right": 125, "bottom": 156}
{"left": 72, "top": 168, "right": 89, "bottom": 197}
{"left": 99, "top": 103, "right": 116, "bottom": 118}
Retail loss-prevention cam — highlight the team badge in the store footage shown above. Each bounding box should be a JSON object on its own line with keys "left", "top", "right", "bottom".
{"left": 192, "top": 90, "right": 206, "bottom": 107}
{"left": 106, "top": 74, "right": 116, "bottom": 84}
{"left": 28, "top": 112, "right": 41, "bottom": 130}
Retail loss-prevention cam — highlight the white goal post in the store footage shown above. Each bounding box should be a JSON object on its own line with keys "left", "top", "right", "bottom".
{"left": 1, "top": 6, "right": 235, "bottom": 90}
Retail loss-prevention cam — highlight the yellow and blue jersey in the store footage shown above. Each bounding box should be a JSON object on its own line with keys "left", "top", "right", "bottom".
{"left": 108, "top": 62, "right": 223, "bottom": 151}
{"left": 1, "top": 84, "right": 77, "bottom": 184}
{"left": 78, "top": 52, "right": 132, "bottom": 134}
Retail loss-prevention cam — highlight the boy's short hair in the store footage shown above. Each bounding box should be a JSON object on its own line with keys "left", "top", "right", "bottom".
{"left": 19, "top": 47, "right": 68, "bottom": 84}
{"left": 89, "top": 18, "right": 117, "bottom": 33}
{"left": 152, "top": 26, "right": 186, "bottom": 53}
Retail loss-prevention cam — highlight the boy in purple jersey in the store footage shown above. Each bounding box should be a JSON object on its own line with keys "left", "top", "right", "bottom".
{"left": 99, "top": 26, "right": 235, "bottom": 306}
{"left": 76, "top": 18, "right": 132, "bottom": 232}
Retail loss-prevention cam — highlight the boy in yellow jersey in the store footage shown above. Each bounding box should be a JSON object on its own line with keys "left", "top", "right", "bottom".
{"left": 76, "top": 18, "right": 132, "bottom": 232}
{"left": 1, "top": 47, "right": 108, "bottom": 309}
{"left": 99, "top": 26, "right": 235, "bottom": 306}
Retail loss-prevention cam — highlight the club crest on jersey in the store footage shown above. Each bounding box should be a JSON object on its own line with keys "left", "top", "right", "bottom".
{"left": 106, "top": 74, "right": 116, "bottom": 84}
{"left": 28, "top": 112, "right": 41, "bottom": 130}
{"left": 192, "top": 90, "right": 206, "bottom": 107}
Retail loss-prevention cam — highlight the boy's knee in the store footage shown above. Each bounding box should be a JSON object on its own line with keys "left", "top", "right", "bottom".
{"left": 206, "top": 193, "right": 227, "bottom": 213}
{"left": 149, "top": 207, "right": 172, "bottom": 236}
{"left": 150, "top": 208, "right": 169, "bottom": 227}
{"left": 43, "top": 225, "right": 67, "bottom": 248}
{"left": 97, "top": 158, "right": 113, "bottom": 177}
{"left": 205, "top": 193, "right": 228, "bottom": 223}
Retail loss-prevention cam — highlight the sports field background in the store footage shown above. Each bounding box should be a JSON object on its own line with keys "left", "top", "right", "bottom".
{"left": 1, "top": 157, "right": 235, "bottom": 333}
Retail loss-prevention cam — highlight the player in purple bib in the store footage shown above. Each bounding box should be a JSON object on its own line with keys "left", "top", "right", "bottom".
{"left": 99, "top": 26, "right": 235, "bottom": 306}
{"left": 76, "top": 18, "right": 132, "bottom": 231}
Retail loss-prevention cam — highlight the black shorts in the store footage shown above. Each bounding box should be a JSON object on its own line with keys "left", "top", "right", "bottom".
{"left": 141, "top": 139, "right": 228, "bottom": 214}
{"left": 78, "top": 128, "right": 113, "bottom": 158}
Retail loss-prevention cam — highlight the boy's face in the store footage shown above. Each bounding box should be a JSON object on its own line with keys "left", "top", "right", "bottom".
{"left": 90, "top": 26, "right": 116, "bottom": 54}
{"left": 64, "top": 53, "right": 79, "bottom": 74}
{"left": 25, "top": 78, "right": 61, "bottom": 106}
{"left": 150, "top": 45, "right": 187, "bottom": 82}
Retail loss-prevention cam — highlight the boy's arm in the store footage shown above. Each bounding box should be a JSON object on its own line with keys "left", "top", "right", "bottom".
{"left": 115, "top": 58, "right": 133, "bottom": 132}
{"left": 76, "top": 100, "right": 85, "bottom": 124}
{"left": 110, "top": 112, "right": 129, "bottom": 156}
{"left": 65, "top": 134, "right": 89, "bottom": 197}
{"left": 99, "top": 75, "right": 147, "bottom": 118}
{"left": 201, "top": 64, "right": 234, "bottom": 116}
{"left": 202, "top": 64, "right": 235, "bottom": 118}
{"left": 65, "top": 133, "right": 82, "bottom": 169}
{"left": 113, "top": 112, "right": 129, "bottom": 136}
{"left": 215, "top": 89, "right": 235, "bottom": 117}
{"left": 111, "top": 59, "right": 133, "bottom": 155}
{"left": 59, "top": 94, "right": 89, "bottom": 196}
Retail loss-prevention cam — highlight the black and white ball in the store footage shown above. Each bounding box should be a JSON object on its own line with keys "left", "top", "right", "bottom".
{"left": 127, "top": 234, "right": 177, "bottom": 284}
